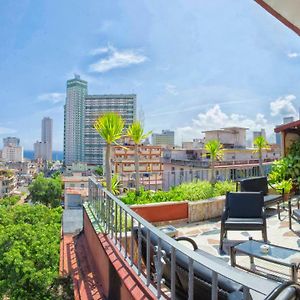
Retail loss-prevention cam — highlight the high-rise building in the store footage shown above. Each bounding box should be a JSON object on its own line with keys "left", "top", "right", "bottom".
{"left": 84, "top": 94, "right": 136, "bottom": 165}
{"left": 41, "top": 117, "right": 53, "bottom": 161}
{"left": 64, "top": 75, "right": 88, "bottom": 165}
{"left": 253, "top": 128, "right": 267, "bottom": 146}
{"left": 152, "top": 130, "right": 175, "bottom": 147}
{"left": 275, "top": 125, "right": 281, "bottom": 145}
{"left": 2, "top": 137, "right": 23, "bottom": 162}
{"left": 3, "top": 137, "right": 20, "bottom": 147}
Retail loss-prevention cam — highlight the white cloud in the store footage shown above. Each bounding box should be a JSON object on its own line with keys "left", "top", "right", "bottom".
{"left": 175, "top": 105, "right": 273, "bottom": 144}
{"left": 89, "top": 45, "right": 147, "bottom": 73}
{"left": 287, "top": 52, "right": 300, "bottom": 58}
{"left": 270, "top": 94, "right": 297, "bottom": 118}
{"left": 0, "top": 127, "right": 16, "bottom": 135}
{"left": 37, "top": 93, "right": 65, "bottom": 104}
{"left": 90, "top": 47, "right": 110, "bottom": 55}
{"left": 165, "top": 84, "right": 178, "bottom": 95}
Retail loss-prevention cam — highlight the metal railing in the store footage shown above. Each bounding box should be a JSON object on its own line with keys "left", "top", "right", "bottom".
{"left": 116, "top": 164, "right": 272, "bottom": 191}
{"left": 88, "top": 176, "right": 279, "bottom": 300}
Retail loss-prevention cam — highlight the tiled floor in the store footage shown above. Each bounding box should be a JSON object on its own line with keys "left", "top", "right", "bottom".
{"left": 167, "top": 204, "right": 300, "bottom": 282}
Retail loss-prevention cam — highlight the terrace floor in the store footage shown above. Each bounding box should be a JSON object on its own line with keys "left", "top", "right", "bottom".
{"left": 165, "top": 199, "right": 300, "bottom": 282}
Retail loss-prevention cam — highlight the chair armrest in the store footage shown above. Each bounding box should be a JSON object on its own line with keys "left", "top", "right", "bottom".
{"left": 175, "top": 236, "right": 198, "bottom": 250}
{"left": 268, "top": 182, "right": 284, "bottom": 195}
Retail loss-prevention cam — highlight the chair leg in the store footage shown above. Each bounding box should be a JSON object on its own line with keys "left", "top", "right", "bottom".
{"left": 262, "top": 227, "right": 268, "bottom": 243}
{"left": 277, "top": 202, "right": 282, "bottom": 220}
{"left": 220, "top": 226, "right": 225, "bottom": 250}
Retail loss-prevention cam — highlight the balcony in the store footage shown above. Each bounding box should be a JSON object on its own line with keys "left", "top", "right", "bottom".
{"left": 79, "top": 177, "right": 300, "bottom": 299}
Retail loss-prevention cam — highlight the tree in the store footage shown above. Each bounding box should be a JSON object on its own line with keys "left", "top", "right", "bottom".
{"left": 253, "top": 136, "right": 269, "bottom": 176}
{"left": 94, "top": 166, "right": 103, "bottom": 176}
{"left": 204, "top": 140, "right": 224, "bottom": 183}
{"left": 0, "top": 205, "right": 69, "bottom": 300}
{"left": 126, "top": 121, "right": 152, "bottom": 193}
{"left": 94, "top": 112, "right": 124, "bottom": 192}
{"left": 29, "top": 173, "right": 62, "bottom": 208}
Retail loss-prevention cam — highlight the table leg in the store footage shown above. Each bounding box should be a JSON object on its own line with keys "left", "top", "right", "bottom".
{"left": 250, "top": 255, "right": 255, "bottom": 271}
{"left": 291, "top": 263, "right": 298, "bottom": 282}
{"left": 230, "top": 246, "right": 236, "bottom": 267}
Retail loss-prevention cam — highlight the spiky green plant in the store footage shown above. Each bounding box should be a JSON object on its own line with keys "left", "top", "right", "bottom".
{"left": 253, "top": 136, "right": 269, "bottom": 176}
{"left": 204, "top": 140, "right": 224, "bottom": 183}
{"left": 126, "top": 121, "right": 152, "bottom": 193}
{"left": 94, "top": 112, "right": 124, "bottom": 192}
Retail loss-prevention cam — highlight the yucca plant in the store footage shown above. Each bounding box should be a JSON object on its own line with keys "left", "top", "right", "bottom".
{"left": 94, "top": 112, "right": 124, "bottom": 192}
{"left": 204, "top": 140, "right": 224, "bottom": 183}
{"left": 253, "top": 136, "right": 269, "bottom": 176}
{"left": 126, "top": 121, "right": 152, "bottom": 193}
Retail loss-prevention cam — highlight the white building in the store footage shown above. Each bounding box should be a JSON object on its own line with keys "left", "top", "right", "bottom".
{"left": 152, "top": 130, "right": 175, "bottom": 147}
{"left": 34, "top": 117, "right": 53, "bottom": 161}
{"left": 2, "top": 137, "right": 23, "bottom": 162}
{"left": 41, "top": 117, "right": 53, "bottom": 161}
{"left": 203, "top": 127, "right": 248, "bottom": 148}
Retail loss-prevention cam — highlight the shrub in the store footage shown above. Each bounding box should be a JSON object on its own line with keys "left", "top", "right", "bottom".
{"left": 121, "top": 180, "right": 235, "bottom": 205}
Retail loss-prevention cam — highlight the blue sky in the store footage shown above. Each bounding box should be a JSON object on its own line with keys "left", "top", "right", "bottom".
{"left": 1, "top": 0, "right": 300, "bottom": 150}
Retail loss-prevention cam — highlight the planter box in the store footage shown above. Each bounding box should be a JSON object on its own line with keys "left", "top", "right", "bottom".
{"left": 188, "top": 196, "right": 225, "bottom": 223}
{"left": 130, "top": 201, "right": 188, "bottom": 223}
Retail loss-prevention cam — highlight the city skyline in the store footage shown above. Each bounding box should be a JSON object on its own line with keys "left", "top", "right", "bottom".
{"left": 1, "top": 1, "right": 300, "bottom": 150}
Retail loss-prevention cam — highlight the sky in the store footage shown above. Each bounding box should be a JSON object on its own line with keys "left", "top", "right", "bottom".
{"left": 1, "top": 0, "right": 300, "bottom": 150}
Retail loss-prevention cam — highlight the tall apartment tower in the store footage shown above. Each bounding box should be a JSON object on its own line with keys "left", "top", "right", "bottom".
{"left": 152, "top": 130, "right": 175, "bottom": 147}
{"left": 3, "top": 137, "right": 20, "bottom": 147}
{"left": 64, "top": 75, "right": 88, "bottom": 165}
{"left": 41, "top": 117, "right": 53, "bottom": 161}
{"left": 84, "top": 94, "right": 136, "bottom": 165}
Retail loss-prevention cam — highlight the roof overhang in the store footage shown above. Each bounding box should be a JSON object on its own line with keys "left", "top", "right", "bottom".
{"left": 255, "top": 0, "right": 300, "bottom": 36}
{"left": 274, "top": 120, "right": 300, "bottom": 133}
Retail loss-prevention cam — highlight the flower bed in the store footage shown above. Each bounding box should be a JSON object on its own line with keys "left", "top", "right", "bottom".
{"left": 123, "top": 181, "right": 235, "bottom": 224}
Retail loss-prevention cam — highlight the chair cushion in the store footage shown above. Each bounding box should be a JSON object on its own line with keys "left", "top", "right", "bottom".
{"left": 293, "top": 209, "right": 300, "bottom": 220}
{"left": 225, "top": 218, "right": 264, "bottom": 229}
{"left": 227, "top": 192, "right": 264, "bottom": 218}
{"left": 264, "top": 194, "right": 282, "bottom": 206}
{"left": 240, "top": 177, "right": 268, "bottom": 195}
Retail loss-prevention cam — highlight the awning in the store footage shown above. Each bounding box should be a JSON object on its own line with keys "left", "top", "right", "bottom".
{"left": 255, "top": 0, "right": 300, "bottom": 36}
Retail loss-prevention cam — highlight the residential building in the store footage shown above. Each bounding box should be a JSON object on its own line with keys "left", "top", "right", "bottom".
{"left": 275, "top": 125, "right": 282, "bottom": 145}
{"left": 152, "top": 130, "right": 175, "bottom": 147}
{"left": 203, "top": 127, "right": 247, "bottom": 148}
{"left": 182, "top": 138, "right": 204, "bottom": 149}
{"left": 64, "top": 75, "right": 88, "bottom": 165}
{"left": 34, "top": 141, "right": 43, "bottom": 160}
{"left": 0, "top": 169, "right": 17, "bottom": 198}
{"left": 2, "top": 137, "right": 23, "bottom": 162}
{"left": 112, "top": 145, "right": 163, "bottom": 190}
{"left": 84, "top": 94, "right": 136, "bottom": 166}
{"left": 41, "top": 117, "right": 53, "bottom": 161}
{"left": 3, "top": 137, "right": 20, "bottom": 147}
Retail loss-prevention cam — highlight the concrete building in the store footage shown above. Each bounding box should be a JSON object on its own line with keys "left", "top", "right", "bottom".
{"left": 112, "top": 145, "right": 163, "bottom": 190}
{"left": 0, "top": 169, "right": 17, "bottom": 198}
{"left": 152, "top": 130, "right": 175, "bottom": 147}
{"left": 203, "top": 127, "right": 248, "bottom": 148}
{"left": 84, "top": 94, "right": 136, "bottom": 166}
{"left": 64, "top": 75, "right": 88, "bottom": 165}
{"left": 2, "top": 137, "right": 23, "bottom": 162}
{"left": 3, "top": 137, "right": 20, "bottom": 147}
{"left": 41, "top": 117, "right": 53, "bottom": 161}
{"left": 182, "top": 139, "right": 204, "bottom": 149}
{"left": 253, "top": 128, "right": 267, "bottom": 145}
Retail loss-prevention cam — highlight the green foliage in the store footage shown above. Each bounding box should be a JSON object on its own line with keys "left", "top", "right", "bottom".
{"left": 93, "top": 112, "right": 124, "bottom": 144}
{"left": 126, "top": 121, "right": 152, "bottom": 145}
{"left": 122, "top": 181, "right": 235, "bottom": 205}
{"left": 253, "top": 136, "right": 269, "bottom": 151}
{"left": 101, "top": 175, "right": 122, "bottom": 195}
{"left": 29, "top": 173, "right": 62, "bottom": 208}
{"left": 0, "top": 195, "right": 20, "bottom": 207}
{"left": 276, "top": 179, "right": 293, "bottom": 194}
{"left": 0, "top": 205, "right": 67, "bottom": 300}
{"left": 269, "top": 140, "right": 300, "bottom": 188}
{"left": 94, "top": 166, "right": 103, "bottom": 176}
{"left": 204, "top": 140, "right": 224, "bottom": 161}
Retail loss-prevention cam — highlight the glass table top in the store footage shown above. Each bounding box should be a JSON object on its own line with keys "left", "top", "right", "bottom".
{"left": 234, "top": 240, "right": 300, "bottom": 266}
